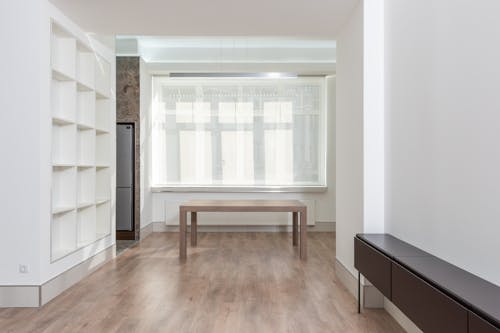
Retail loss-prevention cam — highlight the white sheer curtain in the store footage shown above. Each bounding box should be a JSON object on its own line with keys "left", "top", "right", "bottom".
{"left": 152, "top": 77, "right": 326, "bottom": 187}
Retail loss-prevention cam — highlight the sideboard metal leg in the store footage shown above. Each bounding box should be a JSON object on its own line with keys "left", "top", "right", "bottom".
{"left": 358, "top": 271, "right": 361, "bottom": 314}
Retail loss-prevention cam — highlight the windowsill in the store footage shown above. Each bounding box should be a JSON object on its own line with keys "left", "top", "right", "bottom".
{"left": 151, "top": 185, "right": 328, "bottom": 193}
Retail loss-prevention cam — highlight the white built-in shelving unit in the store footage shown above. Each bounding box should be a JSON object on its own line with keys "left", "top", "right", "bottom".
{"left": 50, "top": 21, "right": 113, "bottom": 261}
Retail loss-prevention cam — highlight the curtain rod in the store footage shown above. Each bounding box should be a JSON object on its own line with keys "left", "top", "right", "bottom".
{"left": 167, "top": 73, "right": 329, "bottom": 78}
{"left": 168, "top": 72, "right": 299, "bottom": 78}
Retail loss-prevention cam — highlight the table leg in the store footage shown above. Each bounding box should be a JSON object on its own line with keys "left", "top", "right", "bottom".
{"left": 300, "top": 209, "right": 307, "bottom": 260}
{"left": 292, "top": 212, "right": 298, "bottom": 246}
{"left": 179, "top": 209, "right": 187, "bottom": 260}
{"left": 191, "top": 212, "right": 197, "bottom": 246}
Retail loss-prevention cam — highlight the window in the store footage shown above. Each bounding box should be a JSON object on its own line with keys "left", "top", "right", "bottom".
{"left": 152, "top": 77, "right": 326, "bottom": 188}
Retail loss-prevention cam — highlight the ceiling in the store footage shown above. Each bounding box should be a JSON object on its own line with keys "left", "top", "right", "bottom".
{"left": 49, "top": 0, "right": 358, "bottom": 37}
{"left": 116, "top": 37, "right": 336, "bottom": 63}
{"left": 116, "top": 36, "right": 337, "bottom": 74}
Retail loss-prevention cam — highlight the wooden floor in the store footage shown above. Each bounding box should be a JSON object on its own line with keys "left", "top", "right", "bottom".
{"left": 0, "top": 233, "right": 405, "bottom": 333}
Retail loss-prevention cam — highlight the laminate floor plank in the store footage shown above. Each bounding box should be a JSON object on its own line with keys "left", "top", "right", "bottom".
{"left": 0, "top": 233, "right": 404, "bottom": 333}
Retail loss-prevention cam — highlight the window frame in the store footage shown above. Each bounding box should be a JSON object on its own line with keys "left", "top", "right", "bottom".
{"left": 151, "top": 76, "right": 329, "bottom": 193}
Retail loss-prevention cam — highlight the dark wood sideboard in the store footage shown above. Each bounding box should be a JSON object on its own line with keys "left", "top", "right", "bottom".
{"left": 354, "top": 234, "right": 500, "bottom": 333}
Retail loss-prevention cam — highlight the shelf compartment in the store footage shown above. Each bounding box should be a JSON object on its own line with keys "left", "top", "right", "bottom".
{"left": 95, "top": 98, "right": 111, "bottom": 132}
{"left": 95, "top": 128, "right": 109, "bottom": 135}
{"left": 76, "top": 46, "right": 95, "bottom": 90}
{"left": 52, "top": 166, "right": 76, "bottom": 210}
{"left": 77, "top": 166, "right": 95, "bottom": 206}
{"left": 52, "top": 69, "right": 73, "bottom": 82}
{"left": 52, "top": 210, "right": 77, "bottom": 261}
{"left": 96, "top": 201, "right": 111, "bottom": 237}
{"left": 77, "top": 90, "right": 95, "bottom": 129}
{"left": 77, "top": 164, "right": 93, "bottom": 169}
{"left": 77, "top": 123, "right": 93, "bottom": 131}
{"left": 77, "top": 205, "right": 96, "bottom": 247}
{"left": 52, "top": 163, "right": 74, "bottom": 169}
{"left": 77, "top": 81, "right": 93, "bottom": 92}
{"left": 53, "top": 116, "right": 73, "bottom": 126}
{"left": 95, "top": 132, "right": 110, "bottom": 166}
{"left": 52, "top": 206, "right": 75, "bottom": 215}
{"left": 77, "top": 202, "right": 94, "bottom": 210}
{"left": 51, "top": 79, "right": 76, "bottom": 121}
{"left": 94, "top": 55, "right": 111, "bottom": 97}
{"left": 95, "top": 167, "right": 111, "bottom": 201}
{"left": 96, "top": 198, "right": 110, "bottom": 205}
{"left": 51, "top": 27, "right": 76, "bottom": 80}
{"left": 52, "top": 123, "right": 76, "bottom": 165}
{"left": 78, "top": 128, "right": 95, "bottom": 166}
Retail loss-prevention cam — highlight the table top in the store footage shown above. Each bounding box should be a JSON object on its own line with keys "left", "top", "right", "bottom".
{"left": 180, "top": 200, "right": 306, "bottom": 212}
{"left": 356, "top": 234, "right": 429, "bottom": 258}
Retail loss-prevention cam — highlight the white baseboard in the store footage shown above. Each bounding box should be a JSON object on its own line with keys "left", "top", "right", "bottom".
{"left": 334, "top": 258, "right": 384, "bottom": 308}
{"left": 140, "top": 222, "right": 154, "bottom": 239}
{"left": 0, "top": 245, "right": 116, "bottom": 308}
{"left": 151, "top": 221, "right": 335, "bottom": 233}
{"left": 0, "top": 286, "right": 40, "bottom": 307}
{"left": 40, "top": 245, "right": 115, "bottom": 306}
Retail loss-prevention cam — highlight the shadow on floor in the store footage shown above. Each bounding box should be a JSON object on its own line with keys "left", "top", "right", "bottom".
{"left": 116, "top": 239, "right": 137, "bottom": 255}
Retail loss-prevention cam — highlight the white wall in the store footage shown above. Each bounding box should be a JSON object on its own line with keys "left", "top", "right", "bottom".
{"left": 385, "top": 0, "right": 500, "bottom": 286}
{"left": 362, "top": 0, "right": 385, "bottom": 234}
{"left": 140, "top": 59, "right": 153, "bottom": 228}
{"left": 335, "top": 1, "right": 364, "bottom": 277}
{"left": 149, "top": 77, "right": 336, "bottom": 226}
{"left": 336, "top": 0, "right": 385, "bottom": 277}
{"left": 0, "top": 0, "right": 45, "bottom": 285}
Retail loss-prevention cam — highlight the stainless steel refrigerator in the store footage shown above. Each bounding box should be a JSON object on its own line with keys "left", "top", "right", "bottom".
{"left": 116, "top": 124, "right": 134, "bottom": 231}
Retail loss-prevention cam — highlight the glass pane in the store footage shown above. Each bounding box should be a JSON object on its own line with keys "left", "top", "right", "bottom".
{"left": 193, "top": 102, "right": 211, "bottom": 123}
{"left": 179, "top": 131, "right": 212, "bottom": 184}
{"left": 219, "top": 102, "right": 254, "bottom": 124}
{"left": 175, "top": 102, "right": 192, "bottom": 123}
{"left": 264, "top": 102, "right": 293, "bottom": 123}
{"left": 221, "top": 131, "right": 254, "bottom": 184}
{"left": 264, "top": 129, "right": 293, "bottom": 185}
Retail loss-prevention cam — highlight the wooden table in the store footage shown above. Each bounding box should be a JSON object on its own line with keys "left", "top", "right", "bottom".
{"left": 179, "top": 200, "right": 308, "bottom": 260}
